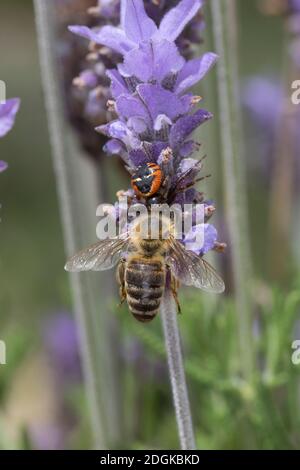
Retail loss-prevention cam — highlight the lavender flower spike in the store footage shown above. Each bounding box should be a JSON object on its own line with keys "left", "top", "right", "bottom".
{"left": 69, "top": 0, "right": 203, "bottom": 51}
{"left": 66, "top": 0, "right": 206, "bottom": 160}
{"left": 69, "top": 0, "right": 225, "bottom": 449}
{"left": 70, "top": 0, "right": 223, "bottom": 280}
{"left": 72, "top": 0, "right": 221, "bottom": 257}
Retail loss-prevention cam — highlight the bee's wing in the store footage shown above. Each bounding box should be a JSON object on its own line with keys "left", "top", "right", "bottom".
{"left": 65, "top": 235, "right": 130, "bottom": 272}
{"left": 167, "top": 237, "right": 225, "bottom": 294}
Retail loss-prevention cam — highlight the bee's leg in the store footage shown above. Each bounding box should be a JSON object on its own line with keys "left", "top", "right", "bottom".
{"left": 169, "top": 269, "right": 182, "bottom": 314}
{"left": 116, "top": 259, "right": 126, "bottom": 306}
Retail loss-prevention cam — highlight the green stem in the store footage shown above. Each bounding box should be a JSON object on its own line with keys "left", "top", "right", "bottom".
{"left": 268, "top": 21, "right": 297, "bottom": 281}
{"left": 210, "top": 0, "right": 254, "bottom": 381}
{"left": 33, "top": 0, "right": 122, "bottom": 448}
{"left": 160, "top": 289, "right": 196, "bottom": 450}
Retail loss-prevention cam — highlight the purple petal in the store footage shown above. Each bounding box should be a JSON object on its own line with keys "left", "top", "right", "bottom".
{"left": 176, "top": 158, "right": 202, "bottom": 186}
{"left": 179, "top": 157, "right": 199, "bottom": 173}
{"left": 0, "top": 160, "right": 8, "bottom": 172}
{"left": 179, "top": 140, "right": 196, "bottom": 157}
{"left": 97, "top": 120, "right": 140, "bottom": 148}
{"left": 169, "top": 109, "right": 213, "bottom": 148}
{"left": 137, "top": 83, "right": 190, "bottom": 121}
{"left": 129, "top": 141, "right": 168, "bottom": 167}
{"left": 68, "top": 25, "right": 135, "bottom": 55}
{"left": 151, "top": 142, "right": 169, "bottom": 159}
{"left": 78, "top": 70, "right": 98, "bottom": 88}
{"left": 103, "top": 139, "right": 125, "bottom": 155}
{"left": 176, "top": 53, "right": 218, "bottom": 94}
{"left": 154, "top": 114, "right": 172, "bottom": 131}
{"left": 129, "top": 148, "right": 150, "bottom": 167}
{"left": 106, "top": 70, "right": 128, "bottom": 99}
{"left": 0, "top": 98, "right": 20, "bottom": 138}
{"left": 174, "top": 188, "right": 198, "bottom": 205}
{"left": 97, "top": 120, "right": 127, "bottom": 139}
{"left": 127, "top": 116, "right": 148, "bottom": 133}
{"left": 202, "top": 224, "right": 218, "bottom": 255}
{"left": 121, "top": 0, "right": 157, "bottom": 42}
{"left": 120, "top": 39, "right": 184, "bottom": 82}
{"left": 116, "top": 95, "right": 146, "bottom": 118}
{"left": 107, "top": 120, "right": 128, "bottom": 140}
{"left": 116, "top": 95, "right": 150, "bottom": 128}
{"left": 158, "top": 0, "right": 203, "bottom": 42}
{"left": 151, "top": 40, "right": 185, "bottom": 80}
{"left": 118, "top": 44, "right": 153, "bottom": 81}
{"left": 184, "top": 223, "right": 218, "bottom": 255}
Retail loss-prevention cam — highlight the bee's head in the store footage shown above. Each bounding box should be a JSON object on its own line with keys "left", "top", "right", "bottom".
{"left": 132, "top": 213, "right": 174, "bottom": 241}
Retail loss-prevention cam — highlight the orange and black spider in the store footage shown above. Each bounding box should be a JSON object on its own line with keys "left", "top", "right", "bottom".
{"left": 131, "top": 163, "right": 163, "bottom": 198}
{"left": 131, "top": 159, "right": 210, "bottom": 204}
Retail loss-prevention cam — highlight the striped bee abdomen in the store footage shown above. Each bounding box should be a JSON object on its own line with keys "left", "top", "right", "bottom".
{"left": 125, "top": 258, "right": 165, "bottom": 322}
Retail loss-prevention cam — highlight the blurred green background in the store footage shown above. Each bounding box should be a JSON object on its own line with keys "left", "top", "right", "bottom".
{"left": 0, "top": 0, "right": 300, "bottom": 450}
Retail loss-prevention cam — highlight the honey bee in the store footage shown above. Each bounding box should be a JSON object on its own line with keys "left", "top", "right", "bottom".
{"left": 65, "top": 214, "right": 225, "bottom": 322}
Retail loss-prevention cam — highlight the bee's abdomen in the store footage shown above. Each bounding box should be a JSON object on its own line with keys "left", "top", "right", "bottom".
{"left": 125, "top": 258, "right": 165, "bottom": 322}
